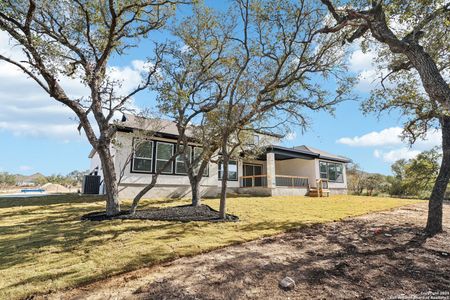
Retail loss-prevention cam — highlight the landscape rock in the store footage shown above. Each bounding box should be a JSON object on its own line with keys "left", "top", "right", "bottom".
{"left": 371, "top": 228, "right": 383, "bottom": 235}
{"left": 279, "top": 276, "right": 295, "bottom": 290}
{"left": 154, "top": 277, "right": 165, "bottom": 283}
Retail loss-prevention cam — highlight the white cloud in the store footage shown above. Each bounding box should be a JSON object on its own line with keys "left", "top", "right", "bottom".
{"left": 0, "top": 31, "right": 146, "bottom": 141}
{"left": 414, "top": 129, "right": 442, "bottom": 149}
{"left": 349, "top": 49, "right": 376, "bottom": 73}
{"left": 348, "top": 48, "right": 382, "bottom": 92}
{"left": 108, "top": 60, "right": 150, "bottom": 97}
{"left": 337, "top": 127, "right": 404, "bottom": 147}
{"left": 374, "top": 148, "right": 421, "bottom": 163}
{"left": 0, "top": 122, "right": 81, "bottom": 139}
{"left": 0, "top": 56, "right": 80, "bottom": 140}
{"left": 285, "top": 131, "right": 297, "bottom": 141}
{"left": 373, "top": 149, "right": 381, "bottom": 158}
{"left": 339, "top": 126, "right": 442, "bottom": 164}
{"left": 338, "top": 127, "right": 441, "bottom": 150}
{"left": 180, "top": 44, "right": 192, "bottom": 53}
{"left": 19, "top": 165, "right": 33, "bottom": 171}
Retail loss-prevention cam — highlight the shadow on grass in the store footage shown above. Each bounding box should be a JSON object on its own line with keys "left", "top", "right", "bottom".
{"left": 0, "top": 212, "right": 180, "bottom": 272}
{"left": 0, "top": 194, "right": 105, "bottom": 208}
{"left": 5, "top": 270, "right": 78, "bottom": 290}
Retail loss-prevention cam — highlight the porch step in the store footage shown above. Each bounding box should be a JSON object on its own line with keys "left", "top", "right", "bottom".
{"left": 307, "top": 188, "right": 330, "bottom": 197}
{"left": 308, "top": 188, "right": 320, "bottom": 197}
{"left": 321, "top": 189, "right": 330, "bottom": 197}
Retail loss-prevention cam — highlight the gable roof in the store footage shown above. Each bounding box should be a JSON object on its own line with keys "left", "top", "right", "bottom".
{"left": 117, "top": 113, "right": 192, "bottom": 137}
{"left": 89, "top": 114, "right": 347, "bottom": 162}
{"left": 295, "top": 145, "right": 351, "bottom": 163}
{"left": 118, "top": 113, "right": 283, "bottom": 138}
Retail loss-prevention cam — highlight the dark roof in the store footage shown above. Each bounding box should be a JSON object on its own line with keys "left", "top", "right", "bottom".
{"left": 295, "top": 145, "right": 351, "bottom": 163}
{"left": 117, "top": 114, "right": 284, "bottom": 140}
{"left": 267, "top": 145, "right": 351, "bottom": 163}
{"left": 117, "top": 114, "right": 193, "bottom": 137}
{"left": 92, "top": 114, "right": 350, "bottom": 163}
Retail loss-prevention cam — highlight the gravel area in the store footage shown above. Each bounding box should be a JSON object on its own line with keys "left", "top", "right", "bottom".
{"left": 81, "top": 204, "right": 239, "bottom": 222}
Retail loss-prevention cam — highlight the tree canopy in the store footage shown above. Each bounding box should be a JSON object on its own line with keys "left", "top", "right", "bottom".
{"left": 319, "top": 0, "right": 450, "bottom": 235}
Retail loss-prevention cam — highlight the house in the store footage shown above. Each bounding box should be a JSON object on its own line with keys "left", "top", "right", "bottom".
{"left": 88, "top": 114, "right": 351, "bottom": 199}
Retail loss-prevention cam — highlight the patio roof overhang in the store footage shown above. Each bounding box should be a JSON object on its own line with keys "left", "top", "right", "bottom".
{"left": 269, "top": 146, "right": 317, "bottom": 160}
{"left": 263, "top": 145, "right": 351, "bottom": 163}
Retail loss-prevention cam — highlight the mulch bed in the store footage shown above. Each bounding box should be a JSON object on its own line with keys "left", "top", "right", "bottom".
{"left": 81, "top": 204, "right": 239, "bottom": 222}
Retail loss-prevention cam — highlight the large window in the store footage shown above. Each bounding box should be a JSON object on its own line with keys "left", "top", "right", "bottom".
{"left": 335, "top": 164, "right": 344, "bottom": 182}
{"left": 175, "top": 146, "right": 192, "bottom": 174}
{"left": 193, "top": 147, "right": 209, "bottom": 177}
{"left": 131, "top": 140, "right": 210, "bottom": 177}
{"left": 218, "top": 159, "right": 238, "bottom": 181}
{"left": 155, "top": 142, "right": 174, "bottom": 174}
{"left": 319, "top": 161, "right": 344, "bottom": 182}
{"left": 132, "top": 140, "right": 153, "bottom": 172}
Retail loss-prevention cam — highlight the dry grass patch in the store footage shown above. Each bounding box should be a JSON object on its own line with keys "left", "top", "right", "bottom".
{"left": 0, "top": 194, "right": 419, "bottom": 299}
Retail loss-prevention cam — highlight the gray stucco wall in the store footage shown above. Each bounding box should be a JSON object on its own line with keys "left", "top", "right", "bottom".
{"left": 118, "top": 184, "right": 242, "bottom": 200}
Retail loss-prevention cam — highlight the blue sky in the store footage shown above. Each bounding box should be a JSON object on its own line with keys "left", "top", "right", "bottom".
{"left": 0, "top": 2, "right": 441, "bottom": 176}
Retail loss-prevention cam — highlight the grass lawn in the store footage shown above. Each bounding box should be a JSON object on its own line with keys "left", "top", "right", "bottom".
{"left": 0, "top": 194, "right": 419, "bottom": 299}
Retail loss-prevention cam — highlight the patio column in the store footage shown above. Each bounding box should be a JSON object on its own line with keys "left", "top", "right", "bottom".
{"left": 266, "top": 152, "right": 276, "bottom": 189}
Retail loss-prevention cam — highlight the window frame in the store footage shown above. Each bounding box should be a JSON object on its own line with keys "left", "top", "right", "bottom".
{"left": 253, "top": 134, "right": 260, "bottom": 145}
{"left": 319, "top": 160, "right": 344, "bottom": 183}
{"left": 319, "top": 161, "right": 328, "bottom": 180}
{"left": 335, "top": 163, "right": 344, "bottom": 183}
{"left": 175, "top": 145, "right": 192, "bottom": 175}
{"left": 155, "top": 141, "right": 175, "bottom": 174}
{"left": 242, "top": 163, "right": 263, "bottom": 187}
{"left": 193, "top": 147, "right": 209, "bottom": 177}
{"left": 131, "top": 139, "right": 154, "bottom": 173}
{"left": 130, "top": 138, "right": 209, "bottom": 177}
{"left": 218, "top": 158, "right": 238, "bottom": 181}
{"left": 243, "top": 163, "right": 263, "bottom": 176}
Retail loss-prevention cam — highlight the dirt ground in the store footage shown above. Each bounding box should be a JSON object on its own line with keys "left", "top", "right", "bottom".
{"left": 41, "top": 202, "right": 450, "bottom": 300}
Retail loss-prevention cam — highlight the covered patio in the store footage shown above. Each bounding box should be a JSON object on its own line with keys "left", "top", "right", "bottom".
{"left": 238, "top": 145, "right": 329, "bottom": 196}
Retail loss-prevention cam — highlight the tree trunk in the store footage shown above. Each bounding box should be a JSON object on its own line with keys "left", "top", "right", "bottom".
{"left": 219, "top": 149, "right": 229, "bottom": 219}
{"left": 371, "top": 30, "right": 450, "bottom": 236}
{"left": 188, "top": 159, "right": 208, "bottom": 207}
{"left": 425, "top": 116, "right": 450, "bottom": 235}
{"left": 130, "top": 175, "right": 158, "bottom": 215}
{"left": 404, "top": 47, "right": 450, "bottom": 112}
{"left": 191, "top": 177, "right": 201, "bottom": 207}
{"left": 97, "top": 145, "right": 120, "bottom": 216}
{"left": 402, "top": 46, "right": 450, "bottom": 235}
{"left": 129, "top": 154, "right": 178, "bottom": 214}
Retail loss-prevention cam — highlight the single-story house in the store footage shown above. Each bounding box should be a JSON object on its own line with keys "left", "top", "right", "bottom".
{"left": 88, "top": 114, "right": 351, "bottom": 199}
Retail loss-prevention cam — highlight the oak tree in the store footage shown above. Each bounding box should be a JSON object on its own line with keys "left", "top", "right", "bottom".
{"left": 320, "top": 0, "right": 450, "bottom": 234}
{"left": 157, "top": 0, "right": 353, "bottom": 216}
{"left": 0, "top": 0, "right": 186, "bottom": 215}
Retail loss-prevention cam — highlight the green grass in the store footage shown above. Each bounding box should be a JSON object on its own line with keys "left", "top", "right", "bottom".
{"left": 0, "top": 194, "right": 419, "bottom": 299}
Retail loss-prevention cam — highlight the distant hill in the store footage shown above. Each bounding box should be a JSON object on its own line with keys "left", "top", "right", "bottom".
{"left": 15, "top": 173, "right": 46, "bottom": 185}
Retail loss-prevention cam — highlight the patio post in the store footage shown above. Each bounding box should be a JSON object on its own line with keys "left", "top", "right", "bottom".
{"left": 266, "top": 152, "right": 276, "bottom": 189}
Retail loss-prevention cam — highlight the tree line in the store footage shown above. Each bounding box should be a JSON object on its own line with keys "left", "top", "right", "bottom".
{"left": 0, "top": 170, "right": 88, "bottom": 188}
{"left": 348, "top": 148, "right": 444, "bottom": 199}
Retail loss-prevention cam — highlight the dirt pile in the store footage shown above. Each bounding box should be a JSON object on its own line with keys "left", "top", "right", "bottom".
{"left": 41, "top": 183, "right": 71, "bottom": 193}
